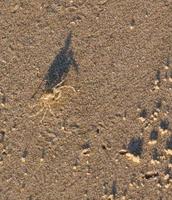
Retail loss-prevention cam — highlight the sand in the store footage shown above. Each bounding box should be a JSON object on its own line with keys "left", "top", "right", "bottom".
{"left": 0, "top": 0, "right": 172, "bottom": 199}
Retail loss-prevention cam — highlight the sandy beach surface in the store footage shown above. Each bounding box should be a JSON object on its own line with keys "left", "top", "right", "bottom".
{"left": 0, "top": 1, "right": 172, "bottom": 199}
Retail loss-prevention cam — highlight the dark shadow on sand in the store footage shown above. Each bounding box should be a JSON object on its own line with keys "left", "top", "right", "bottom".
{"left": 44, "top": 31, "right": 79, "bottom": 91}
{"left": 166, "top": 136, "right": 172, "bottom": 150}
{"left": 32, "top": 31, "right": 79, "bottom": 98}
{"left": 127, "top": 137, "right": 143, "bottom": 156}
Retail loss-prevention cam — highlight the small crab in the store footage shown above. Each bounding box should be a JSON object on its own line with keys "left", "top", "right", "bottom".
{"left": 30, "top": 82, "right": 76, "bottom": 122}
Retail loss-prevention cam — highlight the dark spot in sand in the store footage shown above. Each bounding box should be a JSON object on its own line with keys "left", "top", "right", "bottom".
{"left": 96, "top": 128, "right": 100, "bottom": 134}
{"left": 2, "top": 150, "right": 7, "bottom": 156}
{"left": 150, "top": 129, "right": 158, "bottom": 141}
{"left": 166, "top": 136, "right": 172, "bottom": 150}
{"left": 155, "top": 70, "right": 161, "bottom": 81}
{"left": 130, "top": 18, "right": 135, "bottom": 28}
{"left": 0, "top": 131, "right": 5, "bottom": 143}
{"left": 0, "top": 155, "right": 3, "bottom": 162}
{"left": 160, "top": 119, "right": 169, "bottom": 130}
{"left": 155, "top": 99, "right": 162, "bottom": 110}
{"left": 139, "top": 109, "right": 147, "bottom": 119}
{"left": 152, "top": 148, "right": 160, "bottom": 161}
{"left": 101, "top": 144, "right": 107, "bottom": 150}
{"left": 164, "top": 55, "right": 170, "bottom": 67}
{"left": 41, "top": 148, "right": 46, "bottom": 159}
{"left": 101, "top": 140, "right": 111, "bottom": 150}
{"left": 111, "top": 181, "right": 117, "bottom": 197}
{"left": 81, "top": 141, "right": 91, "bottom": 149}
{"left": 22, "top": 148, "right": 28, "bottom": 158}
{"left": 127, "top": 137, "right": 143, "bottom": 156}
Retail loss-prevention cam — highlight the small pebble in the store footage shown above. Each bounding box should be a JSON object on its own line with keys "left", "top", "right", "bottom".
{"left": 169, "top": 77, "right": 172, "bottom": 82}
{"left": 119, "top": 149, "right": 128, "bottom": 155}
{"left": 165, "top": 184, "right": 170, "bottom": 189}
{"left": 164, "top": 174, "right": 170, "bottom": 181}
{"left": 81, "top": 149, "right": 90, "bottom": 156}
{"left": 169, "top": 163, "right": 172, "bottom": 168}
{"left": 145, "top": 171, "right": 158, "bottom": 179}
{"left": 129, "top": 19, "right": 135, "bottom": 30}
{"left": 107, "top": 194, "right": 114, "bottom": 200}
{"left": 139, "top": 117, "right": 146, "bottom": 122}
{"left": 151, "top": 159, "right": 160, "bottom": 165}
{"left": 164, "top": 65, "right": 169, "bottom": 70}
{"left": 126, "top": 153, "right": 140, "bottom": 163}
{"left": 165, "top": 149, "right": 172, "bottom": 156}
{"left": 154, "top": 80, "right": 160, "bottom": 85}
{"left": 21, "top": 157, "right": 26, "bottom": 163}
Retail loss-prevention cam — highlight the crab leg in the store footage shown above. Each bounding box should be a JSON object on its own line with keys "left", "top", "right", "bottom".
{"left": 48, "top": 105, "right": 55, "bottom": 116}
{"left": 40, "top": 108, "right": 48, "bottom": 123}
{"left": 54, "top": 90, "right": 62, "bottom": 101}
{"left": 30, "top": 107, "right": 44, "bottom": 118}
{"left": 59, "top": 86, "right": 76, "bottom": 93}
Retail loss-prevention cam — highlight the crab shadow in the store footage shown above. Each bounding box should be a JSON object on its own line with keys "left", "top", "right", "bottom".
{"left": 32, "top": 31, "right": 79, "bottom": 98}
{"left": 44, "top": 31, "right": 79, "bottom": 91}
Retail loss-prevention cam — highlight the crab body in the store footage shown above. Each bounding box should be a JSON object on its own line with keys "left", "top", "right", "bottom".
{"left": 30, "top": 85, "right": 75, "bottom": 122}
